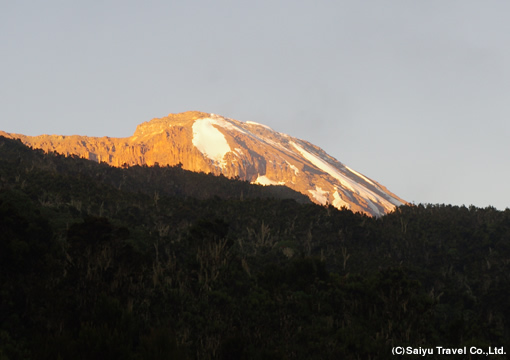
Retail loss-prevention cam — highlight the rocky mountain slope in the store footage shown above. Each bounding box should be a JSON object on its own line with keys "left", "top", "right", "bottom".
{"left": 1, "top": 111, "right": 405, "bottom": 216}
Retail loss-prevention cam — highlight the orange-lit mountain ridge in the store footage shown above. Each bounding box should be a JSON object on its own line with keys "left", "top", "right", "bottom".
{"left": 1, "top": 111, "right": 406, "bottom": 216}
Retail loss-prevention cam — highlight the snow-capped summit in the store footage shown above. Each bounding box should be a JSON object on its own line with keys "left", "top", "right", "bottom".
{"left": 1, "top": 111, "right": 406, "bottom": 216}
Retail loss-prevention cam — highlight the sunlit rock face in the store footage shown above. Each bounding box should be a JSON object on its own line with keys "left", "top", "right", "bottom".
{"left": 1, "top": 111, "right": 406, "bottom": 216}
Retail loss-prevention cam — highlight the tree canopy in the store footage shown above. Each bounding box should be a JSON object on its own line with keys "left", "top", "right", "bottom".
{"left": 1, "top": 136, "right": 509, "bottom": 359}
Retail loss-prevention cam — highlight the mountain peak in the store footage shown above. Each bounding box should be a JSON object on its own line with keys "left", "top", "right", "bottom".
{"left": 132, "top": 111, "right": 210, "bottom": 139}
{"left": 1, "top": 112, "right": 406, "bottom": 216}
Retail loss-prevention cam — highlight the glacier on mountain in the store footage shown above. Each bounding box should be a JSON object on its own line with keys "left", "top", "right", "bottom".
{"left": 192, "top": 118, "right": 231, "bottom": 166}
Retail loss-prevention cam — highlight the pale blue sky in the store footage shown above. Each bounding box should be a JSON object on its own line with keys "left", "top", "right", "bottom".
{"left": 2, "top": 1, "right": 509, "bottom": 209}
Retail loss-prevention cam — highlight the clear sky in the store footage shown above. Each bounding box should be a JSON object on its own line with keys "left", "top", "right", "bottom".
{"left": 2, "top": 1, "right": 509, "bottom": 210}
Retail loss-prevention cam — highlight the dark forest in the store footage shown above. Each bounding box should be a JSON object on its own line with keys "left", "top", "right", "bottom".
{"left": 1, "top": 136, "right": 509, "bottom": 359}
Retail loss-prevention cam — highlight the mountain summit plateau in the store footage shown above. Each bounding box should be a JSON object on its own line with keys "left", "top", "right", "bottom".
{"left": 1, "top": 111, "right": 405, "bottom": 216}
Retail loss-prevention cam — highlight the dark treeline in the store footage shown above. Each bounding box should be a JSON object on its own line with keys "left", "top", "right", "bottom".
{"left": 1, "top": 136, "right": 509, "bottom": 359}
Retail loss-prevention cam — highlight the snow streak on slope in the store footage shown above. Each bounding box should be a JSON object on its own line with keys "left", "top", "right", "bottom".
{"left": 345, "top": 166, "right": 376, "bottom": 187}
{"left": 208, "top": 114, "right": 248, "bottom": 135}
{"left": 290, "top": 141, "right": 401, "bottom": 215}
{"left": 214, "top": 116, "right": 290, "bottom": 154}
{"left": 246, "top": 121, "right": 273, "bottom": 130}
{"left": 288, "top": 162, "right": 299, "bottom": 175}
{"left": 192, "top": 118, "right": 231, "bottom": 166}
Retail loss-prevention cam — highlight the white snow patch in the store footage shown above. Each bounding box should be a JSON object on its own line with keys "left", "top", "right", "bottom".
{"left": 207, "top": 115, "right": 248, "bottom": 135}
{"left": 290, "top": 141, "right": 398, "bottom": 213}
{"left": 333, "top": 191, "right": 351, "bottom": 210}
{"left": 246, "top": 121, "right": 273, "bottom": 130}
{"left": 308, "top": 186, "right": 329, "bottom": 205}
{"left": 192, "top": 118, "right": 231, "bottom": 165}
{"left": 252, "top": 175, "right": 285, "bottom": 186}
{"left": 287, "top": 161, "right": 299, "bottom": 175}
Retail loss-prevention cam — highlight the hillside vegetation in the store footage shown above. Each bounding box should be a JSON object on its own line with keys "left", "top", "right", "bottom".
{"left": 1, "top": 136, "right": 509, "bottom": 359}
